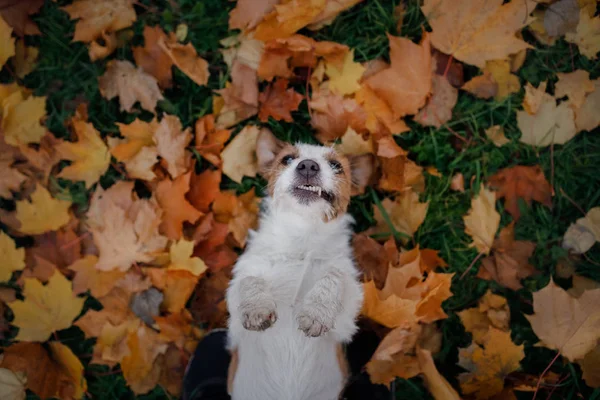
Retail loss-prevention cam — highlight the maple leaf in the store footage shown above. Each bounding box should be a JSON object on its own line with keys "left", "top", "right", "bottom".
{"left": 192, "top": 214, "right": 238, "bottom": 272}
{"left": 355, "top": 85, "right": 409, "bottom": 136}
{"left": 254, "top": 0, "right": 327, "bottom": 41}
{"left": 0, "top": 232, "right": 24, "bottom": 282}
{"left": 56, "top": 117, "right": 110, "bottom": 188}
{"left": 461, "top": 70, "right": 498, "bottom": 99}
{"left": 156, "top": 172, "right": 203, "bottom": 240}
{"left": 555, "top": 70, "right": 595, "bottom": 108}
{"left": 0, "top": 368, "right": 26, "bottom": 400}
{"left": 213, "top": 189, "right": 261, "bottom": 247}
{"left": 153, "top": 114, "right": 193, "bottom": 179}
{"left": 463, "top": 185, "right": 500, "bottom": 255}
{"left": 8, "top": 271, "right": 84, "bottom": 341}
{"left": 365, "top": 33, "right": 432, "bottom": 118}
{"left": 334, "top": 127, "right": 373, "bottom": 157}
{"left": 415, "top": 272, "right": 454, "bottom": 323}
{"left": 485, "top": 59, "right": 521, "bottom": 100}
{"left": 565, "top": 10, "right": 600, "bottom": 59}
{"left": 12, "top": 39, "right": 38, "bottom": 78}
{"left": 459, "top": 290, "right": 510, "bottom": 345}
{"left": 229, "top": 0, "right": 280, "bottom": 31}
{"left": 562, "top": 207, "right": 600, "bottom": 254}
{"left": 325, "top": 50, "right": 365, "bottom": 96}
{"left": 88, "top": 31, "right": 117, "bottom": 61}
{"left": 421, "top": 0, "right": 535, "bottom": 68}
{"left": 0, "top": 0, "right": 43, "bottom": 36}
{"left": 0, "top": 84, "right": 46, "bottom": 146}
{"left": 361, "top": 280, "right": 418, "bottom": 328}
{"left": 124, "top": 146, "right": 159, "bottom": 181}
{"left": 168, "top": 239, "right": 208, "bottom": 277}
{"left": 526, "top": 279, "right": 600, "bottom": 361}
{"left": 15, "top": 185, "right": 71, "bottom": 235}
{"left": 149, "top": 269, "right": 199, "bottom": 313}
{"left": 574, "top": 79, "right": 600, "bottom": 132}
{"left": 414, "top": 74, "right": 457, "bottom": 128}
{"left": 121, "top": 325, "right": 168, "bottom": 394}
{"left": 0, "top": 341, "right": 87, "bottom": 399}
{"left": 489, "top": 165, "right": 552, "bottom": 222}
{"left": 580, "top": 344, "right": 600, "bottom": 388}
{"left": 258, "top": 78, "right": 303, "bottom": 122}
{"left": 110, "top": 118, "right": 157, "bottom": 161}
{"left": 70, "top": 255, "right": 126, "bottom": 298}
{"left": 187, "top": 169, "right": 222, "bottom": 213}
{"left": 417, "top": 349, "right": 461, "bottom": 400}
{"left": 310, "top": 86, "right": 366, "bottom": 142}
{"left": 25, "top": 220, "right": 81, "bottom": 272}
{"left": 306, "top": 0, "right": 363, "bottom": 30}
{"left": 159, "top": 37, "right": 210, "bottom": 87}
{"left": 88, "top": 181, "right": 168, "bottom": 271}
{"left": 542, "top": 0, "right": 579, "bottom": 38}
{"left": 0, "top": 16, "right": 14, "bottom": 69}
{"left": 133, "top": 26, "right": 174, "bottom": 88}
{"left": 458, "top": 328, "right": 524, "bottom": 399}
{"left": 194, "top": 114, "right": 232, "bottom": 167}
{"left": 485, "top": 125, "right": 510, "bottom": 147}
{"left": 0, "top": 160, "right": 26, "bottom": 199}
{"left": 372, "top": 190, "right": 429, "bottom": 240}
{"left": 91, "top": 317, "right": 140, "bottom": 367}
{"left": 62, "top": 0, "right": 136, "bottom": 43}
{"left": 190, "top": 266, "right": 232, "bottom": 328}
{"left": 352, "top": 235, "right": 392, "bottom": 289}
{"left": 215, "top": 60, "right": 259, "bottom": 128}
{"left": 98, "top": 60, "right": 164, "bottom": 113}
{"left": 221, "top": 125, "right": 261, "bottom": 183}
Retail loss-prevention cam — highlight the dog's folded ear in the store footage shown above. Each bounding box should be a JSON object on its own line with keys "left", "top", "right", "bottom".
{"left": 348, "top": 154, "right": 375, "bottom": 195}
{"left": 256, "top": 128, "right": 286, "bottom": 175}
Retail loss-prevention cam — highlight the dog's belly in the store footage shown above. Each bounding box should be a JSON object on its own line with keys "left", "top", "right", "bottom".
{"left": 231, "top": 309, "right": 344, "bottom": 400}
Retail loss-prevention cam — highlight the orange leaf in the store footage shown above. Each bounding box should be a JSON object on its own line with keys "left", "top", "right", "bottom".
{"left": 194, "top": 114, "right": 232, "bottom": 167}
{"left": 162, "top": 270, "right": 199, "bottom": 313}
{"left": 254, "top": 0, "right": 327, "bottom": 41}
{"left": 133, "top": 26, "right": 174, "bottom": 88}
{"left": 352, "top": 234, "right": 391, "bottom": 289}
{"left": 187, "top": 169, "right": 222, "bottom": 213}
{"left": 159, "top": 37, "right": 210, "bottom": 87}
{"left": 361, "top": 280, "right": 418, "bottom": 328}
{"left": 190, "top": 266, "right": 232, "bottom": 329}
{"left": 156, "top": 171, "right": 203, "bottom": 240}
{"left": 121, "top": 325, "right": 168, "bottom": 394}
{"left": 229, "top": 0, "right": 279, "bottom": 31}
{"left": 258, "top": 78, "right": 303, "bottom": 122}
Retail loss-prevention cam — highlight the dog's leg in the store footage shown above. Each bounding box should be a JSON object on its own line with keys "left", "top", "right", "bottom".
{"left": 238, "top": 276, "right": 278, "bottom": 331}
{"left": 296, "top": 269, "right": 344, "bottom": 337}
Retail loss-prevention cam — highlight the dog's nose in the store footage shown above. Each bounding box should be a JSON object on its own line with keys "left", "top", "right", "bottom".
{"left": 296, "top": 159, "right": 320, "bottom": 178}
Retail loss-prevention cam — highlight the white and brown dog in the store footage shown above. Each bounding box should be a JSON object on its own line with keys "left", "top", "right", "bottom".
{"left": 226, "top": 129, "right": 373, "bottom": 400}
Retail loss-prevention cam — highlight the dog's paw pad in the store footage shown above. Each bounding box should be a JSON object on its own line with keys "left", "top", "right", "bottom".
{"left": 241, "top": 306, "right": 277, "bottom": 331}
{"left": 297, "top": 311, "right": 332, "bottom": 337}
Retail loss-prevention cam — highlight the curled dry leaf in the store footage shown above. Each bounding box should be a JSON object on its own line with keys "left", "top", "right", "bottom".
{"left": 485, "top": 125, "right": 510, "bottom": 147}
{"left": 450, "top": 173, "right": 465, "bottom": 192}
{"left": 159, "top": 37, "right": 210, "bottom": 87}
{"left": 133, "top": 26, "right": 174, "bottom": 88}
{"left": 62, "top": 0, "right": 136, "bottom": 43}
{"left": 352, "top": 234, "right": 392, "bottom": 289}
{"left": 417, "top": 349, "right": 461, "bottom": 400}
{"left": 463, "top": 185, "right": 500, "bottom": 255}
{"left": 562, "top": 207, "right": 600, "bottom": 254}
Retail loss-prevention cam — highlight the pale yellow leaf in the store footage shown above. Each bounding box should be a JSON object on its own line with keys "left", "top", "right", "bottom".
{"left": 0, "top": 232, "right": 25, "bottom": 282}
{"left": 463, "top": 185, "right": 499, "bottom": 255}
{"left": 168, "top": 239, "right": 207, "bottom": 277}
{"left": 15, "top": 185, "right": 71, "bottom": 235}
{"left": 221, "top": 125, "right": 260, "bottom": 183}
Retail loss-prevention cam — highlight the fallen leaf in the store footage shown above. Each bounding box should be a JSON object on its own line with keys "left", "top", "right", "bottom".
{"left": 485, "top": 125, "right": 510, "bottom": 147}
{"left": 98, "top": 60, "right": 164, "bottom": 113}
{"left": 1, "top": 86, "right": 46, "bottom": 146}
{"left": 153, "top": 114, "right": 193, "bottom": 179}
{"left": 565, "top": 10, "right": 600, "bottom": 59}
{"left": 62, "top": 0, "right": 136, "bottom": 43}
{"left": 168, "top": 239, "right": 207, "bottom": 277}
{"left": 489, "top": 165, "right": 552, "bottom": 222}
{"left": 417, "top": 349, "right": 461, "bottom": 400}
{"left": 88, "top": 31, "right": 117, "bottom": 61}
{"left": 159, "top": 37, "right": 210, "bottom": 87}
{"left": 0, "top": 16, "right": 15, "bottom": 69}
{"left": 121, "top": 325, "right": 168, "bottom": 394}
{"left": 215, "top": 60, "right": 258, "bottom": 128}
{"left": 432, "top": 48, "right": 464, "bottom": 88}
{"left": 90, "top": 317, "right": 140, "bottom": 367}
{"left": 352, "top": 234, "right": 391, "bottom": 289}
{"left": 421, "top": 0, "right": 535, "bottom": 68}
{"left": 160, "top": 270, "right": 200, "bottom": 313}
{"left": 562, "top": 207, "right": 600, "bottom": 254}
{"left": 310, "top": 86, "right": 366, "bottom": 142}
{"left": 187, "top": 169, "right": 221, "bottom": 213}
{"left": 0, "top": 231, "right": 25, "bottom": 282}
{"left": 229, "top": 0, "right": 279, "bottom": 31}
{"left": 574, "top": 79, "right": 600, "bottom": 132}
{"left": 8, "top": 271, "right": 84, "bottom": 342}
{"left": 189, "top": 266, "right": 232, "bottom": 328}
{"left": 213, "top": 189, "right": 260, "bottom": 247}
{"left": 0, "top": 160, "right": 26, "bottom": 199}
{"left": 463, "top": 185, "right": 500, "bottom": 255}
{"left": 124, "top": 146, "right": 159, "bottom": 180}
{"left": 373, "top": 190, "right": 429, "bottom": 240}
{"left": 325, "top": 49, "right": 365, "bottom": 96}
{"left": 459, "top": 290, "right": 510, "bottom": 344}
{"left": 12, "top": 39, "right": 38, "bottom": 78}
{"left": 221, "top": 125, "right": 261, "bottom": 183}
{"left": 156, "top": 172, "right": 203, "bottom": 240}
{"left": 133, "top": 26, "right": 173, "bottom": 88}
{"left": 522, "top": 81, "right": 549, "bottom": 115}
{"left": 555, "top": 70, "right": 595, "bottom": 108}
{"left": 365, "top": 33, "right": 432, "bottom": 118}
{"left": 361, "top": 280, "right": 418, "bottom": 328}
{"left": 414, "top": 74, "right": 457, "bottom": 128}
{"left": 355, "top": 85, "right": 409, "bottom": 136}
{"left": 450, "top": 173, "right": 465, "bottom": 192}
{"left": 47, "top": 341, "right": 88, "bottom": 398}
{"left": 0, "top": 0, "right": 43, "bottom": 36}
{"left": 15, "top": 185, "right": 71, "bottom": 235}
{"left": 462, "top": 71, "right": 498, "bottom": 99}
{"left": 458, "top": 328, "right": 524, "bottom": 399}
{"left": 0, "top": 368, "right": 26, "bottom": 400}
{"left": 25, "top": 221, "right": 81, "bottom": 272}
{"left": 75, "top": 287, "right": 133, "bottom": 338}
{"left": 544, "top": 0, "right": 579, "bottom": 37}
{"left": 110, "top": 118, "right": 157, "bottom": 161}
{"left": 485, "top": 59, "right": 520, "bottom": 100}
{"left": 254, "top": 0, "right": 327, "bottom": 41}
{"left": 415, "top": 272, "right": 454, "bottom": 323}
{"left": 527, "top": 279, "right": 600, "bottom": 361}
{"left": 70, "top": 255, "right": 126, "bottom": 298}
{"left": 306, "top": 0, "right": 362, "bottom": 30}
{"left": 580, "top": 344, "right": 600, "bottom": 388}
{"left": 258, "top": 78, "right": 303, "bottom": 122}
{"left": 194, "top": 115, "right": 232, "bottom": 167}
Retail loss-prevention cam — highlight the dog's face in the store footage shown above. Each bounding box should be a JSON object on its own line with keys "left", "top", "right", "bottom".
{"left": 256, "top": 129, "right": 373, "bottom": 220}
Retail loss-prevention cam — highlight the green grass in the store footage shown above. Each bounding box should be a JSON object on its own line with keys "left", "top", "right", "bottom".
{"left": 2, "top": 0, "right": 600, "bottom": 399}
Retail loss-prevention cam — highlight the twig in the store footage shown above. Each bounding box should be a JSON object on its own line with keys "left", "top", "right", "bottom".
{"left": 559, "top": 188, "right": 586, "bottom": 215}
{"left": 460, "top": 250, "right": 485, "bottom": 280}
{"left": 533, "top": 352, "right": 561, "bottom": 400}
{"left": 550, "top": 143, "right": 555, "bottom": 191}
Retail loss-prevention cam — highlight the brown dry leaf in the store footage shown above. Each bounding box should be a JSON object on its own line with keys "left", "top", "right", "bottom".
{"left": 215, "top": 60, "right": 258, "bottom": 128}
{"left": 254, "top": 0, "right": 327, "bottom": 41}
{"left": 133, "top": 26, "right": 173, "bottom": 88}
{"left": 415, "top": 272, "right": 454, "bottom": 323}
{"left": 229, "top": 0, "right": 280, "bottom": 31}
{"left": 485, "top": 125, "right": 510, "bottom": 147}
{"left": 194, "top": 115, "right": 232, "bottom": 167}
{"left": 458, "top": 328, "right": 525, "bottom": 399}
{"left": 365, "top": 33, "right": 432, "bottom": 118}
{"left": 450, "top": 173, "right": 465, "bottom": 192}
{"left": 98, "top": 60, "right": 163, "bottom": 113}
{"left": 463, "top": 185, "right": 500, "bottom": 255}
{"left": 156, "top": 171, "right": 203, "bottom": 240}
{"left": 110, "top": 119, "right": 157, "bottom": 161}
{"left": 87, "top": 181, "right": 168, "bottom": 271}
{"left": 62, "top": 0, "right": 136, "bottom": 43}
{"left": 418, "top": 348, "right": 461, "bottom": 400}
{"left": 522, "top": 81, "right": 549, "bottom": 115}
{"left": 459, "top": 290, "right": 510, "bottom": 344}
{"left": 489, "top": 165, "right": 553, "bottom": 222}
{"left": 306, "top": 0, "right": 362, "bottom": 30}
{"left": 213, "top": 189, "right": 260, "bottom": 248}
{"left": 414, "top": 74, "right": 457, "bottom": 128}
{"left": 70, "top": 255, "right": 126, "bottom": 298}
{"left": 555, "top": 70, "right": 595, "bottom": 108}
{"left": 15, "top": 185, "right": 71, "bottom": 235}
{"left": 0, "top": 160, "right": 26, "bottom": 199}
{"left": 310, "top": 86, "right": 366, "bottom": 142}
{"left": 462, "top": 71, "right": 498, "bottom": 99}
{"left": 527, "top": 279, "right": 600, "bottom": 361}
{"left": 377, "top": 136, "right": 408, "bottom": 192}
{"left": 485, "top": 59, "right": 520, "bottom": 100}
{"left": 421, "top": 0, "right": 535, "bottom": 68}
{"left": 15, "top": 132, "right": 62, "bottom": 184}
{"left": 565, "top": 10, "right": 600, "bottom": 59}
{"left": 258, "top": 78, "right": 303, "bottom": 122}
{"left": 352, "top": 234, "right": 391, "bottom": 289}
{"left": 153, "top": 114, "right": 193, "bottom": 179}
{"left": 580, "top": 344, "right": 600, "bottom": 388}
{"left": 361, "top": 280, "right": 418, "bottom": 328}
{"left": 373, "top": 190, "right": 429, "bottom": 240}
{"left": 187, "top": 169, "right": 222, "bottom": 213}
{"left": 88, "top": 31, "right": 118, "bottom": 61}
{"left": 574, "top": 79, "right": 600, "bottom": 132}
{"left": 90, "top": 317, "right": 140, "bottom": 367}
{"left": 190, "top": 266, "right": 232, "bottom": 328}
{"left": 75, "top": 287, "right": 133, "bottom": 338}
{"left": 121, "top": 325, "right": 168, "bottom": 394}
{"left": 543, "top": 0, "right": 580, "bottom": 37}
{"left": 0, "top": 0, "right": 43, "bottom": 36}
{"left": 25, "top": 221, "right": 81, "bottom": 272}
{"left": 432, "top": 49, "right": 464, "bottom": 88}
{"left": 221, "top": 125, "right": 261, "bottom": 183}
{"left": 193, "top": 215, "right": 238, "bottom": 272}
{"left": 159, "top": 37, "right": 210, "bottom": 87}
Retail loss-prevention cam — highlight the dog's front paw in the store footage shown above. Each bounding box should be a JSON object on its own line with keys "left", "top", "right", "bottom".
{"left": 240, "top": 300, "right": 277, "bottom": 331}
{"left": 297, "top": 306, "right": 334, "bottom": 337}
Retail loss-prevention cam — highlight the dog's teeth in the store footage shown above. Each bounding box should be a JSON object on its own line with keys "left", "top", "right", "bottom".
{"left": 318, "top": 187, "right": 322, "bottom": 197}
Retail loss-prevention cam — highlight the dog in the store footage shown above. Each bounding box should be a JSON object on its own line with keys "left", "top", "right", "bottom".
{"left": 225, "top": 128, "right": 373, "bottom": 400}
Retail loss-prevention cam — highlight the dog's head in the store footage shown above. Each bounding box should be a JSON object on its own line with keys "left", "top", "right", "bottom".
{"left": 256, "top": 129, "right": 373, "bottom": 220}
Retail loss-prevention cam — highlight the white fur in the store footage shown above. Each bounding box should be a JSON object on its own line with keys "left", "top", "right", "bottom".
{"left": 226, "top": 145, "right": 363, "bottom": 400}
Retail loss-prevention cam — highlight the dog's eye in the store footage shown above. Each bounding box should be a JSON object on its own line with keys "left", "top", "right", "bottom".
{"left": 328, "top": 160, "right": 342, "bottom": 173}
{"left": 281, "top": 155, "right": 295, "bottom": 165}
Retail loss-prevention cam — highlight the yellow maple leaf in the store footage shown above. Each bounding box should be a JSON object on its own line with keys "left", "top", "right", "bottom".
{"left": 373, "top": 190, "right": 429, "bottom": 240}
{"left": 1, "top": 88, "right": 46, "bottom": 146}
{"left": 555, "top": 70, "right": 595, "bottom": 109}
{"left": 221, "top": 125, "right": 261, "bottom": 183}
{"left": 62, "top": 0, "right": 136, "bottom": 43}
{"left": 15, "top": 185, "right": 71, "bottom": 235}
{"left": 458, "top": 328, "right": 524, "bottom": 399}
{"left": 463, "top": 185, "right": 500, "bottom": 255}
{"left": 0, "top": 15, "right": 15, "bottom": 69}
{"left": 121, "top": 325, "right": 168, "bottom": 394}
{"left": 565, "top": 10, "right": 600, "bottom": 59}
{"left": 421, "top": 0, "right": 535, "bottom": 68}
{"left": 8, "top": 271, "right": 85, "bottom": 342}
{"left": 168, "top": 239, "right": 207, "bottom": 277}
{"left": 56, "top": 118, "right": 111, "bottom": 188}
{"left": 13, "top": 39, "right": 39, "bottom": 79}
{"left": 485, "top": 59, "right": 520, "bottom": 100}
{"left": 361, "top": 280, "right": 418, "bottom": 328}
{"left": 47, "top": 342, "right": 88, "bottom": 398}
{"left": 325, "top": 50, "right": 365, "bottom": 96}
{"left": 110, "top": 118, "right": 157, "bottom": 161}
{"left": 334, "top": 127, "right": 373, "bottom": 156}
{"left": 485, "top": 125, "right": 510, "bottom": 147}
{"left": 0, "top": 232, "right": 25, "bottom": 282}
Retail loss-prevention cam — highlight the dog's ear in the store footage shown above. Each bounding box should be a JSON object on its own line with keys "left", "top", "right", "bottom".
{"left": 256, "top": 128, "right": 285, "bottom": 175}
{"left": 348, "top": 154, "right": 374, "bottom": 195}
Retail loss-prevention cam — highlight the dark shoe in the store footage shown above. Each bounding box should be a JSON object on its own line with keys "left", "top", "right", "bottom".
{"left": 183, "top": 329, "right": 231, "bottom": 400}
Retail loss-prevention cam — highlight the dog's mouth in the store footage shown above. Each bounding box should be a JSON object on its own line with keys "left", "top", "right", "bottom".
{"left": 292, "top": 185, "right": 334, "bottom": 203}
